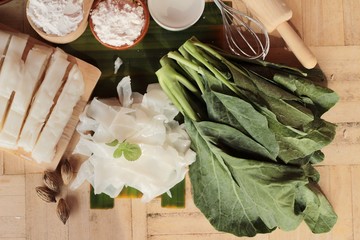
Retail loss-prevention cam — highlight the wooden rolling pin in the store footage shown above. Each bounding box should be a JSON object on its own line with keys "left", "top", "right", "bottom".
{"left": 242, "top": 0, "right": 317, "bottom": 69}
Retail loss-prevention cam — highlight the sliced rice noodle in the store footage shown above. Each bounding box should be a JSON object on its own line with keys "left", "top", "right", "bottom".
{"left": 0, "top": 34, "right": 28, "bottom": 128}
{"left": 117, "top": 76, "right": 133, "bottom": 107}
{"left": 18, "top": 48, "right": 70, "bottom": 152}
{"left": 0, "top": 45, "right": 52, "bottom": 149}
{"left": 71, "top": 76, "right": 196, "bottom": 202}
{"left": 31, "top": 64, "right": 85, "bottom": 163}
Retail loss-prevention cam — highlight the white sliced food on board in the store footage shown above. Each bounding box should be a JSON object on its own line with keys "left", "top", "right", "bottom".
{"left": 0, "top": 30, "right": 11, "bottom": 125}
{"left": 32, "top": 64, "right": 85, "bottom": 163}
{"left": 0, "top": 30, "right": 10, "bottom": 61}
{"left": 17, "top": 48, "right": 70, "bottom": 152}
{"left": 0, "top": 45, "right": 53, "bottom": 149}
{"left": 0, "top": 34, "right": 28, "bottom": 128}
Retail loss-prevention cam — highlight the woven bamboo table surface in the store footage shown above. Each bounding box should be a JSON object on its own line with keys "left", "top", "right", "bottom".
{"left": 0, "top": 0, "right": 359, "bottom": 239}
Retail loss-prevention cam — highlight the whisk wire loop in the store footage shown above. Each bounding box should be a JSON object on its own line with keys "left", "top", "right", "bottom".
{"left": 214, "top": 0, "right": 270, "bottom": 59}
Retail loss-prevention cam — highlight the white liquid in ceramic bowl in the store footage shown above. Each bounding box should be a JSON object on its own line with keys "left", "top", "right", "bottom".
{"left": 148, "top": 0, "right": 205, "bottom": 31}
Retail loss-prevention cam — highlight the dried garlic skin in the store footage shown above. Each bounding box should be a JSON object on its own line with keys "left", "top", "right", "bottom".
{"left": 43, "top": 170, "right": 62, "bottom": 193}
{"left": 61, "top": 159, "right": 73, "bottom": 185}
{"left": 35, "top": 186, "right": 57, "bottom": 203}
{"left": 56, "top": 198, "right": 70, "bottom": 224}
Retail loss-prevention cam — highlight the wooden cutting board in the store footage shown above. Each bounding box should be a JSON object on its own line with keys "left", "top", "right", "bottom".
{"left": 0, "top": 23, "right": 101, "bottom": 173}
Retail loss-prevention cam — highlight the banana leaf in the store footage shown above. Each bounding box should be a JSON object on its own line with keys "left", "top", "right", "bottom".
{"left": 61, "top": 2, "right": 226, "bottom": 97}
{"left": 62, "top": 2, "right": 225, "bottom": 209}
{"left": 161, "top": 179, "right": 186, "bottom": 208}
{"left": 90, "top": 186, "right": 114, "bottom": 209}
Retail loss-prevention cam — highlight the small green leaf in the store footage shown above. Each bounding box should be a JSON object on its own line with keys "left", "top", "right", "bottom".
{"left": 123, "top": 143, "right": 142, "bottom": 161}
{"left": 112, "top": 142, "right": 142, "bottom": 161}
{"left": 113, "top": 146, "right": 124, "bottom": 158}
{"left": 106, "top": 139, "right": 119, "bottom": 147}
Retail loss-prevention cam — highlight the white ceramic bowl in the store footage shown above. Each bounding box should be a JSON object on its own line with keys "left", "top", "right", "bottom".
{"left": 148, "top": 0, "right": 205, "bottom": 31}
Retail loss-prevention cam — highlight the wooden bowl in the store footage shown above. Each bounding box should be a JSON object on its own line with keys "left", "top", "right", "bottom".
{"left": 26, "top": 0, "right": 93, "bottom": 44}
{"left": 89, "top": 0, "right": 150, "bottom": 50}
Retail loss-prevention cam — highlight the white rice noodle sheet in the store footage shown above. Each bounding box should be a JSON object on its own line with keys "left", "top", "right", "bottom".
{"left": 117, "top": 75, "right": 133, "bottom": 107}
{"left": 77, "top": 97, "right": 121, "bottom": 143}
{"left": 31, "top": 64, "right": 85, "bottom": 163}
{"left": 0, "top": 45, "right": 52, "bottom": 149}
{"left": 107, "top": 107, "right": 166, "bottom": 145}
{"left": 18, "top": 48, "right": 69, "bottom": 152}
{"left": 72, "top": 143, "right": 195, "bottom": 202}
{"left": 71, "top": 76, "right": 196, "bottom": 202}
{"left": 86, "top": 97, "right": 119, "bottom": 127}
{"left": 141, "top": 83, "right": 179, "bottom": 122}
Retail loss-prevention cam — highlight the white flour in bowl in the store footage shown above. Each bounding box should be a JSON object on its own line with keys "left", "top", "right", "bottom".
{"left": 91, "top": 0, "right": 145, "bottom": 47}
{"left": 27, "top": 0, "right": 84, "bottom": 36}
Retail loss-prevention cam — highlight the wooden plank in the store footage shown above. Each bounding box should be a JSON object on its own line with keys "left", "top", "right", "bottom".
{"left": 310, "top": 44, "right": 360, "bottom": 124}
{"left": 351, "top": 165, "right": 360, "bottom": 240}
{"left": 323, "top": 102, "right": 360, "bottom": 123}
{"left": 0, "top": 238, "right": 26, "bottom": 240}
{"left": 302, "top": 0, "right": 344, "bottom": 46}
{"left": 269, "top": 222, "right": 332, "bottom": 240}
{"left": 0, "top": 175, "right": 25, "bottom": 196}
{"left": 316, "top": 166, "right": 331, "bottom": 199}
{"left": 67, "top": 183, "right": 91, "bottom": 240}
{"left": 326, "top": 81, "right": 360, "bottom": 103}
{"left": 25, "top": 173, "right": 69, "bottom": 240}
{"left": 88, "top": 198, "right": 133, "bottom": 240}
{"left": 0, "top": 176, "right": 26, "bottom": 238}
{"left": 0, "top": 196, "right": 25, "bottom": 216}
{"left": 322, "top": 142, "right": 360, "bottom": 166}
{"left": 0, "top": 152, "right": 3, "bottom": 175}
{"left": 2, "top": 152, "right": 24, "bottom": 175}
{"left": 132, "top": 198, "right": 148, "bottom": 240}
{"left": 148, "top": 212, "right": 218, "bottom": 235}
{"left": 313, "top": 46, "right": 360, "bottom": 83}
{"left": 329, "top": 166, "right": 353, "bottom": 240}
{"left": 0, "top": 216, "right": 25, "bottom": 238}
{"left": 148, "top": 233, "right": 268, "bottom": 240}
{"left": 320, "top": 123, "right": 360, "bottom": 165}
{"left": 343, "top": 0, "right": 360, "bottom": 45}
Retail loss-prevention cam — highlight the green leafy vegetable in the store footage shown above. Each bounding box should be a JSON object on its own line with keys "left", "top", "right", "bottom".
{"left": 186, "top": 119, "right": 306, "bottom": 236}
{"left": 155, "top": 37, "right": 338, "bottom": 237}
{"left": 203, "top": 90, "right": 279, "bottom": 160}
{"left": 295, "top": 182, "right": 337, "bottom": 233}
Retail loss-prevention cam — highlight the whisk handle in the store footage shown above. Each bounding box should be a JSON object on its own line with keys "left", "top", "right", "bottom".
{"left": 276, "top": 22, "right": 317, "bottom": 69}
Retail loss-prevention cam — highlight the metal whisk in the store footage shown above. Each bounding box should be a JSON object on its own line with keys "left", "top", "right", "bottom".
{"left": 214, "top": 0, "right": 270, "bottom": 60}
